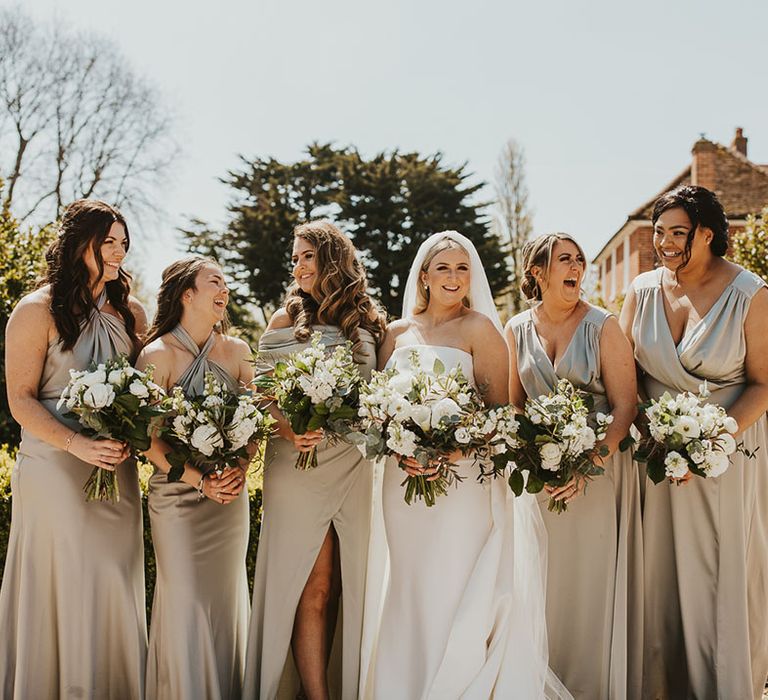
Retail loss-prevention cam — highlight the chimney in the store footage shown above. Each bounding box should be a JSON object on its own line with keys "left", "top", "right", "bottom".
{"left": 731, "top": 127, "right": 748, "bottom": 157}
{"left": 691, "top": 137, "right": 717, "bottom": 190}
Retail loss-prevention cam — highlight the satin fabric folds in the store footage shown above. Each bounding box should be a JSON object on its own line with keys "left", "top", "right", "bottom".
{"left": 145, "top": 325, "right": 250, "bottom": 700}
{"left": 0, "top": 294, "right": 147, "bottom": 700}
{"left": 632, "top": 268, "right": 768, "bottom": 700}
{"left": 509, "top": 305, "right": 643, "bottom": 700}
{"left": 243, "top": 325, "right": 376, "bottom": 700}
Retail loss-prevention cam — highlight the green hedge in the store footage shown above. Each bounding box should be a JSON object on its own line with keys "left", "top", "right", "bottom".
{"left": 0, "top": 445, "right": 263, "bottom": 619}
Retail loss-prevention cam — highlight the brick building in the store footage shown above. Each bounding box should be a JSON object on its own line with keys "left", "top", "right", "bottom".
{"left": 593, "top": 128, "right": 768, "bottom": 303}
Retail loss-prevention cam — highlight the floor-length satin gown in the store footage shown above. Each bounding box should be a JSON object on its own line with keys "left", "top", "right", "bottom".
{"left": 146, "top": 325, "right": 250, "bottom": 700}
{"left": 243, "top": 325, "right": 376, "bottom": 700}
{"left": 0, "top": 292, "right": 146, "bottom": 700}
{"left": 509, "top": 305, "right": 643, "bottom": 700}
{"left": 631, "top": 268, "right": 768, "bottom": 699}
{"left": 362, "top": 344, "right": 568, "bottom": 700}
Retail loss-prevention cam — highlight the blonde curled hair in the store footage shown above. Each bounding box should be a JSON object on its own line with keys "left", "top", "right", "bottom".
{"left": 411, "top": 236, "right": 471, "bottom": 315}
{"left": 284, "top": 220, "right": 387, "bottom": 354}
{"left": 521, "top": 233, "right": 586, "bottom": 302}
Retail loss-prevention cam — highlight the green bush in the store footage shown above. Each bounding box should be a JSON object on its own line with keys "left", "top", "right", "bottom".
{"left": 0, "top": 446, "right": 263, "bottom": 616}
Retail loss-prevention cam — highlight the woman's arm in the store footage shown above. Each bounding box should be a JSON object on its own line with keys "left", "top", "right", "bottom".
{"left": 723, "top": 287, "right": 768, "bottom": 436}
{"left": 598, "top": 316, "right": 638, "bottom": 460}
{"left": 469, "top": 315, "right": 509, "bottom": 406}
{"left": 618, "top": 283, "right": 647, "bottom": 402}
{"left": 503, "top": 322, "right": 527, "bottom": 411}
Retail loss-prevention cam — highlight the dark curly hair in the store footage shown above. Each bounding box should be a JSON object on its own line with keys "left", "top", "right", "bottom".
{"left": 145, "top": 256, "right": 230, "bottom": 345}
{"left": 652, "top": 185, "right": 729, "bottom": 278}
{"left": 43, "top": 199, "right": 139, "bottom": 353}
{"left": 283, "top": 220, "right": 387, "bottom": 356}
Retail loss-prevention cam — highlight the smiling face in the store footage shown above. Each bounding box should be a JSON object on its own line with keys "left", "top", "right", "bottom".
{"left": 183, "top": 263, "right": 229, "bottom": 324}
{"left": 83, "top": 221, "right": 128, "bottom": 285}
{"left": 292, "top": 236, "right": 318, "bottom": 294}
{"left": 421, "top": 246, "right": 471, "bottom": 307}
{"left": 536, "top": 239, "right": 585, "bottom": 305}
{"left": 653, "top": 206, "right": 712, "bottom": 271}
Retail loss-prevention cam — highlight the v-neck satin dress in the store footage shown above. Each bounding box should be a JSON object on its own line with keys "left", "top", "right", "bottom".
{"left": 631, "top": 267, "right": 768, "bottom": 699}
{"left": 509, "top": 304, "right": 643, "bottom": 699}
{"left": 0, "top": 292, "right": 147, "bottom": 699}
{"left": 145, "top": 326, "right": 250, "bottom": 700}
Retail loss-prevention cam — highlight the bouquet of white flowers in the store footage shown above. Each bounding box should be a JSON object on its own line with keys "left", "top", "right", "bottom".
{"left": 58, "top": 355, "right": 166, "bottom": 502}
{"left": 347, "top": 350, "right": 499, "bottom": 507}
{"left": 255, "top": 332, "right": 362, "bottom": 470}
{"left": 162, "top": 372, "right": 275, "bottom": 482}
{"left": 634, "top": 382, "right": 752, "bottom": 483}
{"left": 502, "top": 378, "right": 612, "bottom": 513}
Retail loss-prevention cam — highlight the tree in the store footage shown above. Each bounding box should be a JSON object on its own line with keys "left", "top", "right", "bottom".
{"left": 182, "top": 143, "right": 509, "bottom": 320}
{"left": 730, "top": 207, "right": 768, "bottom": 283}
{"left": 0, "top": 181, "right": 57, "bottom": 446}
{"left": 0, "top": 7, "right": 178, "bottom": 224}
{"left": 493, "top": 139, "right": 533, "bottom": 315}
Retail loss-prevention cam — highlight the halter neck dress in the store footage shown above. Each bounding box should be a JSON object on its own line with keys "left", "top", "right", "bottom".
{"left": 0, "top": 290, "right": 147, "bottom": 699}
{"left": 243, "top": 325, "right": 376, "bottom": 700}
{"left": 631, "top": 267, "right": 768, "bottom": 699}
{"left": 509, "top": 304, "right": 643, "bottom": 699}
{"left": 145, "top": 325, "right": 250, "bottom": 700}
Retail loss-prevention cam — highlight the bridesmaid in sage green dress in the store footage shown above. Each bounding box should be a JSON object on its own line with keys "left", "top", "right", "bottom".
{"left": 243, "top": 220, "right": 385, "bottom": 700}
{"left": 0, "top": 200, "right": 148, "bottom": 699}
{"left": 137, "top": 256, "right": 254, "bottom": 700}
{"left": 620, "top": 185, "right": 768, "bottom": 699}
{"left": 506, "top": 233, "right": 643, "bottom": 700}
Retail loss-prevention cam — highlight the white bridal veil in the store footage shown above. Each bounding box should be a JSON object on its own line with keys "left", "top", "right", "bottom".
{"left": 360, "top": 230, "right": 571, "bottom": 698}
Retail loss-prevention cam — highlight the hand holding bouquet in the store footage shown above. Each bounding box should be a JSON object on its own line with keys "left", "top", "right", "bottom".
{"left": 348, "top": 350, "right": 492, "bottom": 506}
{"left": 502, "top": 378, "right": 611, "bottom": 513}
{"left": 255, "top": 332, "right": 362, "bottom": 470}
{"left": 162, "top": 372, "right": 275, "bottom": 483}
{"left": 58, "top": 355, "right": 166, "bottom": 502}
{"left": 634, "top": 382, "right": 752, "bottom": 484}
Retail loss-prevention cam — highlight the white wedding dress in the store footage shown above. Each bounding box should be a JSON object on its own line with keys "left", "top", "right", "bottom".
{"left": 360, "top": 343, "right": 571, "bottom": 699}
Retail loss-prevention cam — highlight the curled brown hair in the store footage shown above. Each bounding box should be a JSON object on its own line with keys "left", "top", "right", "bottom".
{"left": 412, "top": 236, "right": 471, "bottom": 315}
{"left": 284, "top": 220, "right": 386, "bottom": 354}
{"left": 146, "top": 256, "right": 230, "bottom": 344}
{"left": 521, "top": 233, "right": 586, "bottom": 301}
{"left": 44, "top": 199, "right": 139, "bottom": 352}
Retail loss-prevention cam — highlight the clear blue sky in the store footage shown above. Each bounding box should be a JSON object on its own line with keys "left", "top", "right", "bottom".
{"left": 8, "top": 0, "right": 768, "bottom": 293}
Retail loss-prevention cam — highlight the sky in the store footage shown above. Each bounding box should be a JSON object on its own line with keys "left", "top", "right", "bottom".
{"left": 6, "top": 0, "right": 768, "bottom": 294}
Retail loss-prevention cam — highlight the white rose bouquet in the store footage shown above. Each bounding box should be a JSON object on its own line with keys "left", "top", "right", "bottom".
{"left": 347, "top": 350, "right": 495, "bottom": 507}
{"left": 633, "top": 382, "right": 753, "bottom": 484}
{"left": 503, "top": 378, "right": 612, "bottom": 513}
{"left": 161, "top": 372, "right": 275, "bottom": 482}
{"left": 58, "top": 354, "right": 166, "bottom": 502}
{"left": 254, "top": 332, "right": 363, "bottom": 470}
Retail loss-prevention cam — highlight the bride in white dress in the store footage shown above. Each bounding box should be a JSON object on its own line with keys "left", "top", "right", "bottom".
{"left": 360, "top": 231, "right": 571, "bottom": 699}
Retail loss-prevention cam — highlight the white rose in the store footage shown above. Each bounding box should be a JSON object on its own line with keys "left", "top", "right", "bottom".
{"left": 83, "top": 383, "right": 115, "bottom": 409}
{"left": 716, "top": 433, "right": 737, "bottom": 456}
{"left": 190, "top": 424, "right": 223, "bottom": 457}
{"left": 539, "top": 442, "right": 562, "bottom": 471}
{"left": 664, "top": 451, "right": 689, "bottom": 479}
{"left": 129, "top": 380, "right": 149, "bottom": 399}
{"left": 81, "top": 369, "right": 107, "bottom": 387}
{"left": 703, "top": 451, "right": 729, "bottom": 478}
{"left": 454, "top": 427, "right": 471, "bottom": 444}
{"left": 430, "top": 397, "right": 461, "bottom": 429}
{"left": 229, "top": 418, "right": 256, "bottom": 451}
{"left": 723, "top": 416, "right": 739, "bottom": 434}
{"left": 108, "top": 369, "right": 125, "bottom": 386}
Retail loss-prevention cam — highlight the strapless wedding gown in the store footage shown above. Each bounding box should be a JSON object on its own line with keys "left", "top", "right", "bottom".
{"left": 360, "top": 344, "right": 570, "bottom": 699}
